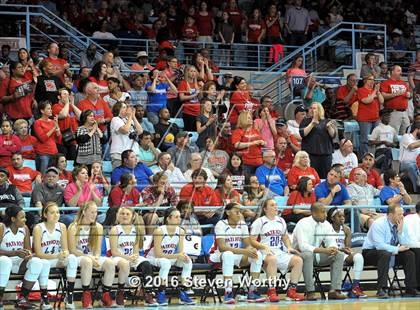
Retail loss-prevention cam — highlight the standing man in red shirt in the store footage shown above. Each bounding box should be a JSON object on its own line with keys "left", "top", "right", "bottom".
{"left": 45, "top": 42, "right": 70, "bottom": 81}
{"left": 380, "top": 65, "right": 412, "bottom": 135}
{"left": 336, "top": 73, "right": 358, "bottom": 108}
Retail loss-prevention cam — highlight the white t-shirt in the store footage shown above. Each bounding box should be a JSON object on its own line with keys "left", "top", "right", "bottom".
{"left": 287, "top": 120, "right": 301, "bottom": 139}
{"left": 400, "top": 133, "right": 420, "bottom": 162}
{"left": 331, "top": 150, "right": 358, "bottom": 177}
{"left": 110, "top": 116, "right": 140, "bottom": 156}
{"left": 370, "top": 123, "right": 397, "bottom": 149}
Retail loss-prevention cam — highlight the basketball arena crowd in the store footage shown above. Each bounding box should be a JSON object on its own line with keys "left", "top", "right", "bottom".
{"left": 0, "top": 0, "right": 419, "bottom": 309}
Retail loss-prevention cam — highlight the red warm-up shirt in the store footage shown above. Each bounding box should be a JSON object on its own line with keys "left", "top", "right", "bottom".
{"left": 78, "top": 98, "right": 112, "bottom": 132}
{"left": 266, "top": 16, "right": 281, "bottom": 37}
{"left": 108, "top": 186, "right": 140, "bottom": 208}
{"left": 276, "top": 148, "right": 295, "bottom": 173}
{"left": 283, "top": 190, "right": 316, "bottom": 216}
{"left": 229, "top": 91, "right": 259, "bottom": 125}
{"left": 179, "top": 183, "right": 214, "bottom": 206}
{"left": 247, "top": 20, "right": 266, "bottom": 43}
{"left": 0, "top": 78, "right": 34, "bottom": 119}
{"left": 33, "top": 119, "right": 60, "bottom": 155}
{"left": 18, "top": 135, "right": 37, "bottom": 160}
{"left": 0, "top": 134, "right": 21, "bottom": 167}
{"left": 195, "top": 12, "right": 213, "bottom": 36}
{"left": 287, "top": 166, "right": 320, "bottom": 188}
{"left": 380, "top": 78, "right": 409, "bottom": 110}
{"left": 88, "top": 77, "right": 109, "bottom": 97}
{"left": 178, "top": 80, "right": 200, "bottom": 116}
{"left": 356, "top": 87, "right": 380, "bottom": 122}
{"left": 336, "top": 85, "right": 357, "bottom": 105}
{"left": 7, "top": 166, "right": 41, "bottom": 193}
{"left": 231, "top": 127, "right": 263, "bottom": 166}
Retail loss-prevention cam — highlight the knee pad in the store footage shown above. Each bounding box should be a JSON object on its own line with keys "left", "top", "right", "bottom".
{"left": 250, "top": 250, "right": 263, "bottom": 273}
{"left": 0, "top": 256, "right": 13, "bottom": 287}
{"left": 66, "top": 254, "right": 78, "bottom": 279}
{"left": 24, "top": 257, "right": 43, "bottom": 282}
{"left": 221, "top": 251, "right": 234, "bottom": 277}
{"left": 158, "top": 258, "right": 172, "bottom": 281}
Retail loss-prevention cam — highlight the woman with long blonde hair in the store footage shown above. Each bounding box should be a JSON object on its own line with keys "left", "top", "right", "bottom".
{"left": 109, "top": 207, "right": 157, "bottom": 306}
{"left": 68, "top": 202, "right": 115, "bottom": 308}
{"left": 178, "top": 65, "right": 201, "bottom": 131}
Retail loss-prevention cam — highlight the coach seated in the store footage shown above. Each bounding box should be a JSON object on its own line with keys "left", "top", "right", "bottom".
{"left": 111, "top": 149, "right": 153, "bottom": 192}
{"left": 292, "top": 202, "right": 347, "bottom": 300}
{"left": 256, "top": 149, "right": 289, "bottom": 197}
{"left": 362, "top": 205, "right": 419, "bottom": 298}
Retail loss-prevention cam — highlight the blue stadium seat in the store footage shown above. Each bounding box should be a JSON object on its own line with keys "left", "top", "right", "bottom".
{"left": 102, "top": 161, "right": 112, "bottom": 176}
{"left": 188, "top": 131, "right": 199, "bottom": 144}
{"left": 23, "top": 197, "right": 31, "bottom": 208}
{"left": 24, "top": 160, "right": 36, "bottom": 170}
{"left": 274, "top": 196, "right": 288, "bottom": 207}
{"left": 102, "top": 196, "right": 108, "bottom": 207}
{"left": 200, "top": 234, "right": 215, "bottom": 257}
{"left": 170, "top": 118, "right": 184, "bottom": 129}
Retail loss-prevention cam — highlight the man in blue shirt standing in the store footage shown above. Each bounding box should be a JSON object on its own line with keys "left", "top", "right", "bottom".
{"left": 256, "top": 150, "right": 288, "bottom": 197}
{"left": 111, "top": 149, "right": 153, "bottom": 192}
{"left": 362, "top": 205, "right": 418, "bottom": 298}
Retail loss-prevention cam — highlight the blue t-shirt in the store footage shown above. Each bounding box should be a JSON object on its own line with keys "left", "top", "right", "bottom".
{"left": 255, "top": 165, "right": 288, "bottom": 196}
{"left": 111, "top": 164, "right": 153, "bottom": 191}
{"left": 146, "top": 82, "right": 169, "bottom": 113}
{"left": 379, "top": 186, "right": 403, "bottom": 205}
{"left": 315, "top": 181, "right": 350, "bottom": 205}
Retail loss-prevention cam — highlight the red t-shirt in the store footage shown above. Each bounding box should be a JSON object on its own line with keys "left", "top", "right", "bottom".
{"left": 225, "top": 9, "right": 244, "bottom": 29}
{"left": 247, "top": 20, "right": 266, "bottom": 43}
{"left": 78, "top": 98, "right": 113, "bottom": 132}
{"left": 276, "top": 148, "right": 295, "bottom": 173}
{"left": 182, "top": 24, "right": 199, "bottom": 41}
{"left": 45, "top": 57, "right": 68, "bottom": 80}
{"left": 178, "top": 80, "right": 200, "bottom": 116}
{"left": 231, "top": 128, "right": 263, "bottom": 166}
{"left": 349, "top": 165, "right": 383, "bottom": 188}
{"left": 356, "top": 87, "right": 380, "bottom": 122}
{"left": 33, "top": 119, "right": 60, "bottom": 155}
{"left": 266, "top": 16, "right": 281, "bottom": 37}
{"left": 108, "top": 186, "right": 140, "bottom": 207}
{"left": 0, "top": 134, "right": 21, "bottom": 167}
{"left": 195, "top": 12, "right": 213, "bottom": 36}
{"left": 336, "top": 85, "right": 357, "bottom": 105}
{"left": 210, "top": 188, "right": 240, "bottom": 206}
{"left": 217, "top": 135, "right": 235, "bottom": 155}
{"left": 7, "top": 166, "right": 41, "bottom": 193}
{"left": 287, "top": 166, "right": 320, "bottom": 188}
{"left": 88, "top": 77, "right": 109, "bottom": 97}
{"left": 52, "top": 103, "right": 78, "bottom": 139}
{"left": 0, "top": 78, "right": 34, "bottom": 119}
{"left": 380, "top": 78, "right": 409, "bottom": 110}
{"left": 229, "top": 91, "right": 259, "bottom": 124}
{"left": 18, "top": 135, "right": 37, "bottom": 160}
{"left": 283, "top": 190, "right": 316, "bottom": 216}
{"left": 179, "top": 183, "right": 214, "bottom": 207}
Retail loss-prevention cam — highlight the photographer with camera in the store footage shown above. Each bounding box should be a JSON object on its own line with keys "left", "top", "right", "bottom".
{"left": 110, "top": 101, "right": 143, "bottom": 169}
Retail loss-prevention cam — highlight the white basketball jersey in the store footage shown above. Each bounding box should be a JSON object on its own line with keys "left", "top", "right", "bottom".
{"left": 146, "top": 225, "right": 180, "bottom": 258}
{"left": 335, "top": 226, "right": 345, "bottom": 249}
{"left": 116, "top": 224, "right": 137, "bottom": 256}
{"left": 251, "top": 216, "right": 287, "bottom": 251}
{"left": 76, "top": 226, "right": 91, "bottom": 255}
{"left": 212, "top": 219, "right": 249, "bottom": 253}
{"left": 40, "top": 222, "right": 62, "bottom": 255}
{"left": 0, "top": 224, "right": 25, "bottom": 251}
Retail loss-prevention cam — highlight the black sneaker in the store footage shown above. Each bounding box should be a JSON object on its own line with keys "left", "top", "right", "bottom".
{"left": 376, "top": 289, "right": 389, "bottom": 299}
{"left": 15, "top": 297, "right": 36, "bottom": 309}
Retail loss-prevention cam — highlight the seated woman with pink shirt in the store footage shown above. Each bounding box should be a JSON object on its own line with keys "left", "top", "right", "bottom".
{"left": 62, "top": 165, "right": 102, "bottom": 226}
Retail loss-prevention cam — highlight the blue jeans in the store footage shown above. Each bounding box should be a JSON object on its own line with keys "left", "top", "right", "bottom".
{"left": 35, "top": 155, "right": 52, "bottom": 175}
{"left": 358, "top": 121, "right": 379, "bottom": 157}
{"left": 400, "top": 161, "right": 419, "bottom": 193}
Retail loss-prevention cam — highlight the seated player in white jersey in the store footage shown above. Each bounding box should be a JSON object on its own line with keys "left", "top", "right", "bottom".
{"left": 145, "top": 207, "right": 195, "bottom": 306}
{"left": 0, "top": 206, "right": 51, "bottom": 310}
{"left": 67, "top": 201, "right": 116, "bottom": 308}
{"left": 209, "top": 202, "right": 265, "bottom": 304}
{"left": 327, "top": 207, "right": 367, "bottom": 298}
{"left": 109, "top": 207, "right": 158, "bottom": 306}
{"left": 250, "top": 198, "right": 305, "bottom": 302}
{"left": 33, "top": 202, "right": 78, "bottom": 309}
